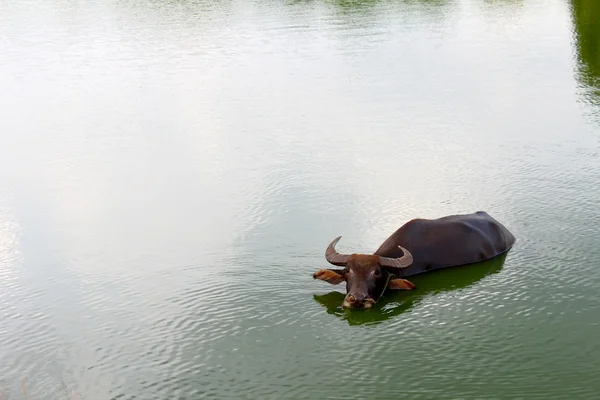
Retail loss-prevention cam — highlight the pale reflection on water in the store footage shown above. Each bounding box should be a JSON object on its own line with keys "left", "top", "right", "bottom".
{"left": 1, "top": 0, "right": 600, "bottom": 398}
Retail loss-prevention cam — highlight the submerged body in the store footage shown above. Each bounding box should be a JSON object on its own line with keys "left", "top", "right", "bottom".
{"left": 374, "top": 211, "right": 516, "bottom": 277}
{"left": 313, "top": 211, "right": 516, "bottom": 309}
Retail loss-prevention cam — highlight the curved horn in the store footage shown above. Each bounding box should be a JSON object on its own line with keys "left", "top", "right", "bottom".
{"left": 325, "top": 236, "right": 350, "bottom": 266}
{"left": 379, "top": 245, "right": 413, "bottom": 269}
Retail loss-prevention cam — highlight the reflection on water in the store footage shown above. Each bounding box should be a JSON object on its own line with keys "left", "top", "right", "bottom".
{"left": 571, "top": 0, "right": 600, "bottom": 106}
{"left": 1, "top": 0, "right": 600, "bottom": 398}
{"left": 314, "top": 253, "right": 507, "bottom": 326}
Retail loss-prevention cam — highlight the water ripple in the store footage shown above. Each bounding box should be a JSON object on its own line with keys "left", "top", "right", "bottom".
{"left": 0, "top": 0, "right": 599, "bottom": 398}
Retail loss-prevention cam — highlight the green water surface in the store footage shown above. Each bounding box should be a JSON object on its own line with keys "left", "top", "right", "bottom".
{"left": 1, "top": 0, "right": 600, "bottom": 398}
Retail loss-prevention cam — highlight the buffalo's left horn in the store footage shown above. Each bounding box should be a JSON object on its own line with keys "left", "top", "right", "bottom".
{"left": 325, "top": 236, "right": 350, "bottom": 266}
{"left": 379, "top": 246, "right": 413, "bottom": 269}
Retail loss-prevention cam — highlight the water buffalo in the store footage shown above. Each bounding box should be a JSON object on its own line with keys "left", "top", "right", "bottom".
{"left": 312, "top": 211, "right": 516, "bottom": 309}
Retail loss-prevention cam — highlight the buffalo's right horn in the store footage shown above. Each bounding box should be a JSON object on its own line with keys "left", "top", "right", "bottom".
{"left": 325, "top": 236, "right": 350, "bottom": 266}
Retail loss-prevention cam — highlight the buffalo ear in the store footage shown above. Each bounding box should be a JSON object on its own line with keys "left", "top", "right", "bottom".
{"left": 387, "top": 278, "right": 416, "bottom": 290}
{"left": 312, "top": 269, "right": 345, "bottom": 285}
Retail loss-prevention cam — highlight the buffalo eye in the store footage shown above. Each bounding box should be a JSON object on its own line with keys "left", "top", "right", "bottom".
{"left": 373, "top": 269, "right": 381, "bottom": 277}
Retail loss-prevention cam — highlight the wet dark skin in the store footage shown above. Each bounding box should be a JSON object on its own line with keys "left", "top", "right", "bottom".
{"left": 313, "top": 254, "right": 415, "bottom": 309}
{"left": 313, "top": 212, "right": 516, "bottom": 309}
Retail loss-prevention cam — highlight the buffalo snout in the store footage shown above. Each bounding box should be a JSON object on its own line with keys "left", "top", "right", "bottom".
{"left": 343, "top": 292, "right": 375, "bottom": 309}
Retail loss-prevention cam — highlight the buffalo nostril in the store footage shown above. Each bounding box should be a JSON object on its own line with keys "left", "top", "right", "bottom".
{"left": 348, "top": 295, "right": 355, "bottom": 302}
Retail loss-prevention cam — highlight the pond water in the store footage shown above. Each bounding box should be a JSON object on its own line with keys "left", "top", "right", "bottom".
{"left": 1, "top": 0, "right": 600, "bottom": 398}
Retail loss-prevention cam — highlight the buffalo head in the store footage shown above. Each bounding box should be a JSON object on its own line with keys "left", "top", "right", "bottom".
{"left": 312, "top": 236, "right": 416, "bottom": 309}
